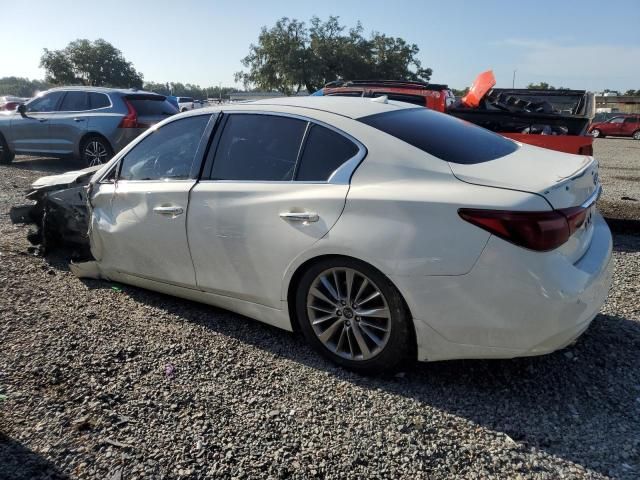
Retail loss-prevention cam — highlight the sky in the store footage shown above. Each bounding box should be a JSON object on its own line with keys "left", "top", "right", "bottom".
{"left": 2, "top": 0, "right": 640, "bottom": 91}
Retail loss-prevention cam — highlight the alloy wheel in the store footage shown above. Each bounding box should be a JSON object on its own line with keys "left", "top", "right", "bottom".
{"left": 306, "top": 267, "right": 392, "bottom": 361}
{"left": 84, "top": 140, "right": 109, "bottom": 166}
{"left": 634, "top": 131, "right": 640, "bottom": 140}
{"left": 591, "top": 129, "right": 600, "bottom": 138}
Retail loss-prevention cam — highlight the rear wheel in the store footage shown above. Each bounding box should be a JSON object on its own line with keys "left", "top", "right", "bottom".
{"left": 0, "top": 134, "right": 15, "bottom": 164}
{"left": 591, "top": 129, "right": 602, "bottom": 138}
{"left": 295, "top": 257, "right": 414, "bottom": 374}
{"left": 81, "top": 135, "right": 113, "bottom": 167}
{"left": 633, "top": 130, "right": 640, "bottom": 140}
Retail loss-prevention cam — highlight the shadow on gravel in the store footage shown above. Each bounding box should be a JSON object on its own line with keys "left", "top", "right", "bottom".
{"left": 8, "top": 157, "right": 81, "bottom": 174}
{"left": 0, "top": 433, "right": 68, "bottom": 480}
{"left": 74, "top": 274, "right": 640, "bottom": 477}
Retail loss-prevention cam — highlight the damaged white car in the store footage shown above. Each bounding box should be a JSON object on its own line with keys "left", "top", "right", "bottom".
{"left": 12, "top": 97, "right": 614, "bottom": 373}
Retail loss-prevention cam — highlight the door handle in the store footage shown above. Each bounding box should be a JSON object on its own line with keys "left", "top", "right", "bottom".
{"left": 73, "top": 117, "right": 85, "bottom": 122}
{"left": 38, "top": 118, "right": 47, "bottom": 123}
{"left": 153, "top": 206, "right": 184, "bottom": 216}
{"left": 279, "top": 211, "right": 319, "bottom": 223}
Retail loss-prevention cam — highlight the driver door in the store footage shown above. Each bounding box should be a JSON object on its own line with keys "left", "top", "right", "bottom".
{"left": 90, "top": 114, "right": 214, "bottom": 287}
{"left": 9, "top": 91, "right": 65, "bottom": 154}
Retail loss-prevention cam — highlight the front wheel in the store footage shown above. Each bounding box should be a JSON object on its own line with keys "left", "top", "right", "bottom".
{"left": 633, "top": 130, "right": 640, "bottom": 140}
{"left": 295, "top": 258, "right": 414, "bottom": 374}
{"left": 81, "top": 136, "right": 113, "bottom": 167}
{"left": 591, "top": 129, "right": 602, "bottom": 138}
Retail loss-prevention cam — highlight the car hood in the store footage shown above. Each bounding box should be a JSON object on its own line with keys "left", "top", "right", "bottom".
{"left": 31, "top": 165, "right": 102, "bottom": 191}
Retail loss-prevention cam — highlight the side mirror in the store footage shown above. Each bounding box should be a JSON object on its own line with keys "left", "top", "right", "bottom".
{"left": 17, "top": 104, "right": 27, "bottom": 117}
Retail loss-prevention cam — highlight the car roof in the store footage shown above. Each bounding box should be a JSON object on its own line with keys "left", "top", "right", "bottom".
{"left": 235, "top": 96, "right": 417, "bottom": 119}
{"left": 46, "top": 86, "right": 163, "bottom": 96}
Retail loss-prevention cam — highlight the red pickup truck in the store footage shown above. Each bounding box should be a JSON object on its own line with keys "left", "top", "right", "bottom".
{"left": 321, "top": 76, "right": 595, "bottom": 156}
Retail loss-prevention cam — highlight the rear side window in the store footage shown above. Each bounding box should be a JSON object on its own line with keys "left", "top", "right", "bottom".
{"left": 59, "top": 92, "right": 90, "bottom": 111}
{"left": 296, "top": 125, "right": 359, "bottom": 181}
{"left": 125, "top": 95, "right": 178, "bottom": 116}
{"left": 623, "top": 117, "right": 637, "bottom": 124}
{"left": 358, "top": 108, "right": 518, "bottom": 164}
{"left": 210, "top": 114, "right": 307, "bottom": 181}
{"left": 89, "top": 92, "right": 110, "bottom": 109}
{"left": 119, "top": 115, "right": 209, "bottom": 181}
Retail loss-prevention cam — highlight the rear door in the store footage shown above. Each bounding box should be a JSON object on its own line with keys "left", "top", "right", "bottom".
{"left": 622, "top": 116, "right": 639, "bottom": 136}
{"left": 187, "top": 112, "right": 363, "bottom": 308}
{"left": 48, "top": 91, "right": 90, "bottom": 155}
{"left": 90, "top": 114, "right": 213, "bottom": 286}
{"left": 8, "top": 91, "right": 64, "bottom": 153}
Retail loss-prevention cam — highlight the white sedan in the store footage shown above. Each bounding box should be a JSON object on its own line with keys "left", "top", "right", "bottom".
{"left": 66, "top": 96, "right": 612, "bottom": 372}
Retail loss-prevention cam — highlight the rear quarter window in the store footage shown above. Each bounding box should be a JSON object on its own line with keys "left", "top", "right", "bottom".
{"left": 358, "top": 108, "right": 519, "bottom": 164}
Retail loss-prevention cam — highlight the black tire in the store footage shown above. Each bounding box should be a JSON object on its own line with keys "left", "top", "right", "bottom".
{"left": 633, "top": 130, "right": 640, "bottom": 141}
{"left": 80, "top": 135, "right": 113, "bottom": 167}
{"left": 591, "top": 129, "right": 603, "bottom": 138}
{"left": 295, "top": 257, "right": 414, "bottom": 374}
{"left": 0, "top": 133, "right": 15, "bottom": 164}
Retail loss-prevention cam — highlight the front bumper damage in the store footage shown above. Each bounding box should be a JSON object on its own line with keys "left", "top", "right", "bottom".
{"left": 9, "top": 166, "right": 100, "bottom": 256}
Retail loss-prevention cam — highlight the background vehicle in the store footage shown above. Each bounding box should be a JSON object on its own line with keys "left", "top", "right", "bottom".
{"left": 0, "top": 87, "right": 178, "bottom": 165}
{"left": 17, "top": 97, "right": 613, "bottom": 373}
{"left": 589, "top": 114, "right": 640, "bottom": 139}
{"left": 177, "top": 96, "right": 195, "bottom": 112}
{"left": 0, "top": 95, "right": 30, "bottom": 111}
{"left": 321, "top": 78, "right": 595, "bottom": 155}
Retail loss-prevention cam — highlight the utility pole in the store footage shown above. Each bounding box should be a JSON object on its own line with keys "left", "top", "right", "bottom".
{"left": 512, "top": 69, "right": 517, "bottom": 88}
{"left": 219, "top": 82, "right": 222, "bottom": 104}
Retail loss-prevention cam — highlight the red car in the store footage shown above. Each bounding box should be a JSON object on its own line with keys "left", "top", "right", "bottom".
{"left": 321, "top": 77, "right": 595, "bottom": 155}
{"left": 589, "top": 114, "right": 640, "bottom": 140}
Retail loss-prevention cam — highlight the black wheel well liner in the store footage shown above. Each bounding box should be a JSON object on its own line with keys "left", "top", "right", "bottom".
{"left": 285, "top": 254, "right": 417, "bottom": 354}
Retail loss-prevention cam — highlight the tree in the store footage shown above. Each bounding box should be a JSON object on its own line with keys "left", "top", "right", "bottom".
{"left": 143, "top": 81, "right": 239, "bottom": 100}
{"left": 40, "top": 39, "right": 143, "bottom": 88}
{"left": 624, "top": 89, "right": 639, "bottom": 96}
{"left": 0, "top": 77, "right": 50, "bottom": 97}
{"left": 526, "top": 82, "right": 555, "bottom": 90}
{"left": 236, "top": 16, "right": 432, "bottom": 94}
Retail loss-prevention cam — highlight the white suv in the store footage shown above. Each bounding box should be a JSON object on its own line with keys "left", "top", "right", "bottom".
{"left": 176, "top": 97, "right": 195, "bottom": 112}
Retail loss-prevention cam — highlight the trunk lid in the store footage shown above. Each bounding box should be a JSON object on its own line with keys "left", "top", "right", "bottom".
{"left": 448, "top": 143, "right": 598, "bottom": 210}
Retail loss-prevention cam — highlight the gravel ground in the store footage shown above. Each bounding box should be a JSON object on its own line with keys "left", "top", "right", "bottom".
{"left": 1, "top": 154, "right": 639, "bottom": 480}
{"left": 595, "top": 138, "right": 640, "bottom": 221}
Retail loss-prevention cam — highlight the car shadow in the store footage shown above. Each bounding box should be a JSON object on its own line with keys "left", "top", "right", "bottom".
{"left": 8, "top": 156, "right": 83, "bottom": 174}
{"left": 0, "top": 433, "right": 69, "bottom": 480}
{"left": 70, "top": 274, "right": 640, "bottom": 478}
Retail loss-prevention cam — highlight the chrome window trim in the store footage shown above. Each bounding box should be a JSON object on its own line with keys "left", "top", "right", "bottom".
{"left": 204, "top": 110, "right": 367, "bottom": 185}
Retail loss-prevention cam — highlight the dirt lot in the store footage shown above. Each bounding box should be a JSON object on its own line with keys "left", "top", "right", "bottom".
{"left": 1, "top": 139, "right": 639, "bottom": 479}
{"left": 595, "top": 138, "right": 640, "bottom": 221}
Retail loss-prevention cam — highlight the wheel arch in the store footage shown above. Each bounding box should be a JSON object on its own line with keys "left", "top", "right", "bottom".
{"left": 285, "top": 254, "right": 417, "bottom": 357}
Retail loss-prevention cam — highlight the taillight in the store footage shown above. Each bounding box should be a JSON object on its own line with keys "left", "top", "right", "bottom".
{"left": 458, "top": 205, "right": 591, "bottom": 252}
{"left": 118, "top": 99, "right": 139, "bottom": 128}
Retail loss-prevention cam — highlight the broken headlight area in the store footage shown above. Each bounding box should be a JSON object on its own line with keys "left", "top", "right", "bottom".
{"left": 9, "top": 166, "right": 100, "bottom": 258}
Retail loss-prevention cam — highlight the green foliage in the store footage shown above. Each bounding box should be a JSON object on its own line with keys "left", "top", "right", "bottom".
{"left": 624, "top": 89, "right": 640, "bottom": 96}
{"left": 526, "top": 82, "right": 556, "bottom": 90}
{"left": 0, "top": 77, "right": 51, "bottom": 97}
{"left": 143, "top": 82, "right": 239, "bottom": 100}
{"left": 236, "top": 16, "right": 432, "bottom": 94}
{"left": 40, "top": 39, "right": 143, "bottom": 88}
{"left": 451, "top": 87, "right": 469, "bottom": 97}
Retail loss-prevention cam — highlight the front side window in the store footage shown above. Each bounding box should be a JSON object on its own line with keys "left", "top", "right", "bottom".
{"left": 119, "top": 115, "right": 209, "bottom": 181}
{"left": 296, "top": 125, "right": 359, "bottom": 181}
{"left": 26, "top": 92, "right": 65, "bottom": 112}
{"left": 59, "top": 91, "right": 90, "bottom": 112}
{"left": 210, "top": 114, "right": 307, "bottom": 181}
{"left": 610, "top": 117, "right": 625, "bottom": 124}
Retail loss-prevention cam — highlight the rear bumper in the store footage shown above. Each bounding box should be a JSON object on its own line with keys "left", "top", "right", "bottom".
{"left": 393, "top": 213, "right": 613, "bottom": 361}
